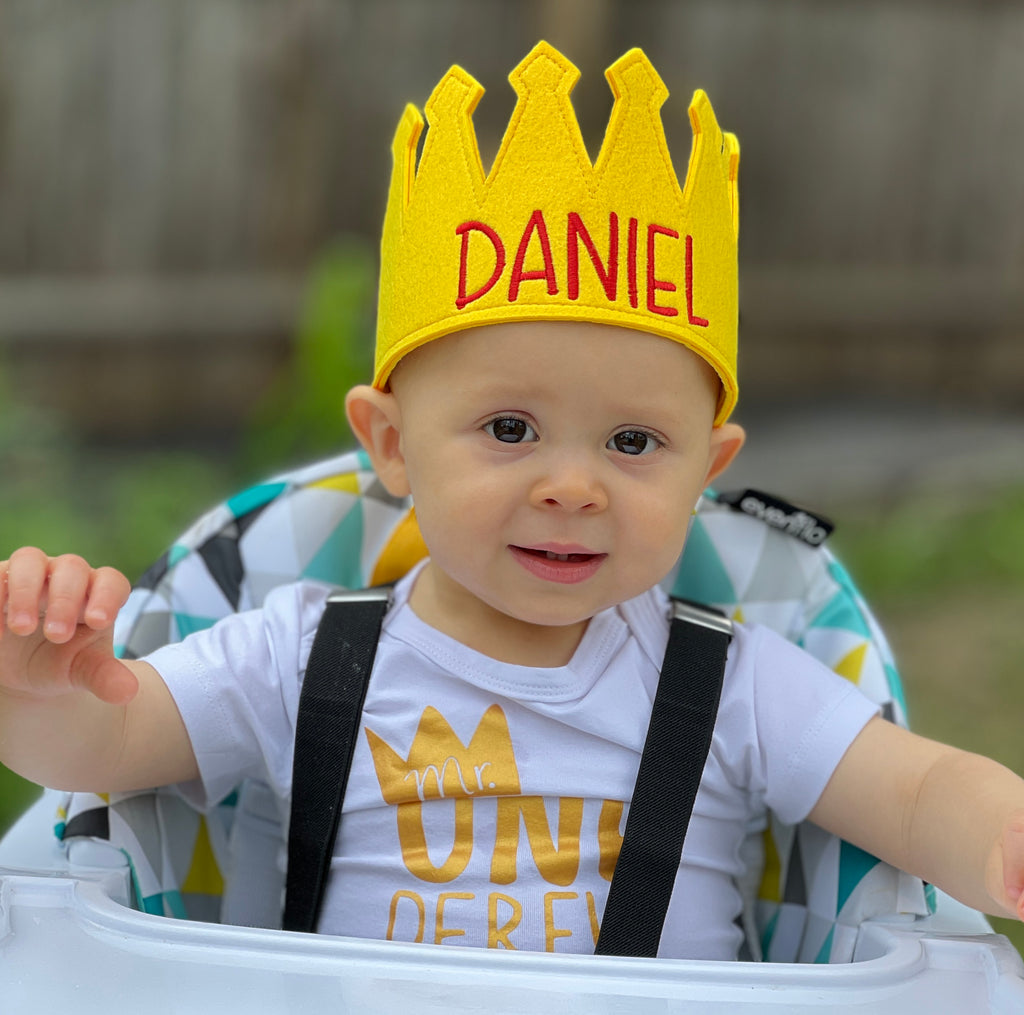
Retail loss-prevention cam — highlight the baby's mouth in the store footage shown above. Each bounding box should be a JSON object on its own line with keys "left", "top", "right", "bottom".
{"left": 509, "top": 544, "right": 608, "bottom": 584}
{"left": 512, "top": 546, "right": 604, "bottom": 562}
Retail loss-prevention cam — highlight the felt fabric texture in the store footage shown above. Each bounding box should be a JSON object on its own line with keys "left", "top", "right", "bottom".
{"left": 375, "top": 41, "right": 741, "bottom": 425}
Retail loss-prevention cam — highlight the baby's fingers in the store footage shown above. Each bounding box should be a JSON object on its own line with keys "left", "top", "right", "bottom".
{"left": 0, "top": 552, "right": 129, "bottom": 645}
{"left": 1, "top": 547, "right": 51, "bottom": 637}
{"left": 83, "top": 567, "right": 132, "bottom": 632}
{"left": 41, "top": 554, "right": 95, "bottom": 643}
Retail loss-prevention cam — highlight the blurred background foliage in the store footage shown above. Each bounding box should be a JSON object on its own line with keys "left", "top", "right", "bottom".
{"left": 242, "top": 237, "right": 375, "bottom": 477}
{"left": 0, "top": 238, "right": 376, "bottom": 831}
{"left": 0, "top": 237, "right": 375, "bottom": 578}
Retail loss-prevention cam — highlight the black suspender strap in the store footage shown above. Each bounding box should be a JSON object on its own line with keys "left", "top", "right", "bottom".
{"left": 283, "top": 590, "right": 731, "bottom": 956}
{"left": 283, "top": 588, "right": 390, "bottom": 934}
{"left": 594, "top": 599, "right": 733, "bottom": 958}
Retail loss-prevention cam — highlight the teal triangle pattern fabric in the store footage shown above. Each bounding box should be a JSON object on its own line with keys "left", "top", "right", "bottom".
{"left": 809, "top": 587, "right": 872, "bottom": 639}
{"left": 303, "top": 502, "right": 365, "bottom": 589}
{"left": 837, "top": 841, "right": 881, "bottom": 914}
{"left": 814, "top": 926, "right": 835, "bottom": 964}
{"left": 169, "top": 544, "right": 190, "bottom": 568}
{"left": 174, "top": 613, "right": 219, "bottom": 639}
{"left": 227, "top": 481, "right": 288, "bottom": 521}
{"left": 671, "top": 516, "right": 737, "bottom": 604}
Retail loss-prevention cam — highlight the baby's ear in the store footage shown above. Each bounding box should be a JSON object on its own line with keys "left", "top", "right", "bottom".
{"left": 704, "top": 421, "right": 746, "bottom": 488}
{"left": 345, "top": 385, "right": 410, "bottom": 497}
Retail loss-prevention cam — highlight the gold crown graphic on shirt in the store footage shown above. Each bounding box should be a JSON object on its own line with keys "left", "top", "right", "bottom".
{"left": 365, "top": 704, "right": 522, "bottom": 805}
{"left": 375, "top": 40, "right": 740, "bottom": 425}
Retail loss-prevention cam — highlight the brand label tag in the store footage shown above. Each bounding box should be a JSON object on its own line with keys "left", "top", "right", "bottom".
{"left": 717, "top": 489, "right": 834, "bottom": 547}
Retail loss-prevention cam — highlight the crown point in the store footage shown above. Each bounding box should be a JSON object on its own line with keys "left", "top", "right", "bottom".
{"left": 509, "top": 40, "right": 580, "bottom": 98}
{"left": 393, "top": 103, "right": 424, "bottom": 160}
{"left": 688, "top": 89, "right": 722, "bottom": 143}
{"left": 724, "top": 131, "right": 740, "bottom": 236}
{"left": 724, "top": 131, "right": 740, "bottom": 172}
{"left": 424, "top": 64, "right": 485, "bottom": 125}
{"left": 596, "top": 48, "right": 675, "bottom": 197}
{"left": 605, "top": 48, "right": 669, "bottom": 108}
{"left": 389, "top": 104, "right": 425, "bottom": 211}
{"left": 418, "top": 64, "right": 487, "bottom": 198}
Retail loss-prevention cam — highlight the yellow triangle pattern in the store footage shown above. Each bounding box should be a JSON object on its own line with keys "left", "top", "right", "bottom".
{"left": 833, "top": 642, "right": 868, "bottom": 685}
{"left": 181, "top": 817, "right": 225, "bottom": 897}
{"left": 370, "top": 507, "right": 430, "bottom": 587}
{"left": 310, "top": 473, "right": 361, "bottom": 495}
{"left": 759, "top": 826, "right": 782, "bottom": 903}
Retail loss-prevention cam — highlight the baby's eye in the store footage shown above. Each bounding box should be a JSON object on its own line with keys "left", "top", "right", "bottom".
{"left": 608, "top": 430, "right": 659, "bottom": 456}
{"left": 484, "top": 417, "right": 538, "bottom": 444}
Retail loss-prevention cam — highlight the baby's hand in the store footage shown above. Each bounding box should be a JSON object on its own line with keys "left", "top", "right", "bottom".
{"left": 0, "top": 547, "right": 136, "bottom": 705}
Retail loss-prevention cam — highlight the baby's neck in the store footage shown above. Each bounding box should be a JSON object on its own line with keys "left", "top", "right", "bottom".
{"left": 408, "top": 563, "right": 591, "bottom": 667}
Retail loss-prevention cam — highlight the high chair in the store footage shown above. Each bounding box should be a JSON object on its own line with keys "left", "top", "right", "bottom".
{"left": 2, "top": 449, "right": 1022, "bottom": 1013}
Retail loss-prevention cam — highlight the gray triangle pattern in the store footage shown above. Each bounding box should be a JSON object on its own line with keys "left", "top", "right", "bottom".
{"left": 362, "top": 476, "right": 408, "bottom": 507}
{"left": 702, "top": 511, "right": 766, "bottom": 601}
{"left": 742, "top": 529, "right": 816, "bottom": 603}
{"left": 289, "top": 490, "right": 359, "bottom": 576}
{"left": 111, "top": 794, "right": 168, "bottom": 884}
{"left": 123, "top": 610, "right": 176, "bottom": 658}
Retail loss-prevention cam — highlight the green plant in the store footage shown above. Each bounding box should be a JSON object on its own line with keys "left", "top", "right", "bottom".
{"left": 244, "top": 236, "right": 376, "bottom": 477}
{"left": 832, "top": 486, "right": 1024, "bottom": 604}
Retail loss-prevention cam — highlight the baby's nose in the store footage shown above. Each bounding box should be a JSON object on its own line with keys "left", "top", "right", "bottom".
{"left": 530, "top": 458, "right": 608, "bottom": 512}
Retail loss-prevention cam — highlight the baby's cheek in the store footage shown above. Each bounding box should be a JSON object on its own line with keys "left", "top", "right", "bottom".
{"left": 639, "top": 504, "right": 691, "bottom": 550}
{"left": 625, "top": 519, "right": 689, "bottom": 582}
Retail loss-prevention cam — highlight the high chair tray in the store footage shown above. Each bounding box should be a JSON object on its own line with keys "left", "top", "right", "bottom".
{"left": 2, "top": 864, "right": 1023, "bottom": 1014}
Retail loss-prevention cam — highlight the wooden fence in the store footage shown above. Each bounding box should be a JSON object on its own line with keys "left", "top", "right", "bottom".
{"left": 1, "top": 0, "right": 1022, "bottom": 435}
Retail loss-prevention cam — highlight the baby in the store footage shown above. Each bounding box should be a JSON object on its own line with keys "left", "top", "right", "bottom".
{"left": 2, "top": 42, "right": 1024, "bottom": 960}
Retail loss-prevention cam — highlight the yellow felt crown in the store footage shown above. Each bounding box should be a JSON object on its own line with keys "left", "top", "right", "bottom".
{"left": 376, "top": 41, "right": 740, "bottom": 424}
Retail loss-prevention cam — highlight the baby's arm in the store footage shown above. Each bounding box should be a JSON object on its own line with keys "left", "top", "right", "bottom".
{"left": 0, "top": 547, "right": 198, "bottom": 793}
{"left": 810, "top": 716, "right": 1024, "bottom": 921}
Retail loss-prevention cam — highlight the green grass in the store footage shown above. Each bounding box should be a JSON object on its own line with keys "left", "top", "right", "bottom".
{"left": 831, "top": 485, "right": 1024, "bottom": 606}
{"left": 0, "top": 772, "right": 42, "bottom": 834}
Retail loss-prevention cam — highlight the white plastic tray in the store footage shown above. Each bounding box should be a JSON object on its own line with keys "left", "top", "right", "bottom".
{"left": 2, "top": 861, "right": 1023, "bottom": 1014}
{"left": 3, "top": 792, "right": 1024, "bottom": 1014}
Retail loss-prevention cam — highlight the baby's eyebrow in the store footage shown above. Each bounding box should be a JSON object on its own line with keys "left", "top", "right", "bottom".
{"left": 466, "top": 384, "right": 540, "bottom": 404}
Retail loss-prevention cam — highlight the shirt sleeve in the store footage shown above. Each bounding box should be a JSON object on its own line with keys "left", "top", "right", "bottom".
{"left": 722, "top": 624, "right": 881, "bottom": 826}
{"left": 144, "top": 581, "right": 331, "bottom": 810}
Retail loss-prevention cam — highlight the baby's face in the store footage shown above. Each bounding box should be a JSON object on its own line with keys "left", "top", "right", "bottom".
{"left": 387, "top": 321, "right": 733, "bottom": 650}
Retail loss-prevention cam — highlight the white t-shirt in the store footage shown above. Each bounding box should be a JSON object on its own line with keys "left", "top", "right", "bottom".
{"left": 149, "top": 565, "right": 878, "bottom": 960}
